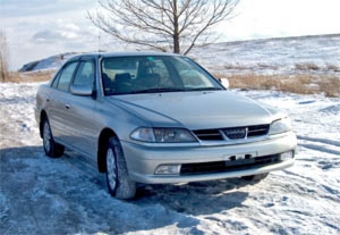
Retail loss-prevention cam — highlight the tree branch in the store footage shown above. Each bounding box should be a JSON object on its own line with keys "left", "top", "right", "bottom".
{"left": 88, "top": 0, "right": 239, "bottom": 54}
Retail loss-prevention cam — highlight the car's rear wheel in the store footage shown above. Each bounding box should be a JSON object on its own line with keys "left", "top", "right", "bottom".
{"left": 105, "top": 137, "right": 136, "bottom": 200}
{"left": 242, "top": 173, "right": 269, "bottom": 182}
{"left": 42, "top": 118, "right": 64, "bottom": 158}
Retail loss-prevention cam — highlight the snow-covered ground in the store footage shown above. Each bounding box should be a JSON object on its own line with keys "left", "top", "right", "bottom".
{"left": 192, "top": 34, "right": 340, "bottom": 76}
{"left": 1, "top": 82, "right": 339, "bottom": 235}
{"left": 19, "top": 34, "right": 340, "bottom": 78}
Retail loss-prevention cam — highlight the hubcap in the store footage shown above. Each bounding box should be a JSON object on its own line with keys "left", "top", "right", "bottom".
{"left": 106, "top": 148, "right": 117, "bottom": 191}
{"left": 43, "top": 122, "right": 51, "bottom": 152}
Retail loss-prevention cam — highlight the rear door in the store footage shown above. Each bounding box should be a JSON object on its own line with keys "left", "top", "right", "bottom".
{"left": 48, "top": 61, "right": 79, "bottom": 142}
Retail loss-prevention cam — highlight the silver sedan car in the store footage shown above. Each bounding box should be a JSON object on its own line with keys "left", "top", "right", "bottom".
{"left": 35, "top": 52, "right": 296, "bottom": 199}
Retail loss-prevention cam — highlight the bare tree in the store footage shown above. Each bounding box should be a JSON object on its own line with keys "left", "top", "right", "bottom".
{"left": 0, "top": 31, "right": 9, "bottom": 82}
{"left": 88, "top": 0, "right": 239, "bottom": 55}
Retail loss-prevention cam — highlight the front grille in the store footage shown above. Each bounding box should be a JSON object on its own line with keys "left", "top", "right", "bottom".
{"left": 248, "top": 125, "right": 270, "bottom": 137}
{"left": 193, "top": 129, "right": 224, "bottom": 141}
{"left": 193, "top": 124, "right": 270, "bottom": 141}
{"left": 180, "top": 154, "right": 281, "bottom": 175}
{"left": 223, "top": 127, "right": 247, "bottom": 139}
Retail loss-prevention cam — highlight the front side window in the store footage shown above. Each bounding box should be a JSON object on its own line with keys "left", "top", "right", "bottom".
{"left": 73, "top": 61, "right": 95, "bottom": 87}
{"left": 101, "top": 56, "right": 222, "bottom": 95}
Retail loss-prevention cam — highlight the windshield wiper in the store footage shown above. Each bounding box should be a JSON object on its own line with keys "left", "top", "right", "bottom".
{"left": 131, "top": 88, "right": 186, "bottom": 94}
{"left": 126, "top": 87, "right": 223, "bottom": 94}
{"left": 187, "top": 87, "right": 223, "bottom": 91}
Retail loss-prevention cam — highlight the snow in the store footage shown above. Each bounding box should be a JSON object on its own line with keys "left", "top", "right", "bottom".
{"left": 19, "top": 52, "right": 77, "bottom": 72}
{"left": 18, "top": 34, "right": 340, "bottom": 78}
{"left": 191, "top": 34, "right": 340, "bottom": 76}
{"left": 1, "top": 82, "right": 339, "bottom": 234}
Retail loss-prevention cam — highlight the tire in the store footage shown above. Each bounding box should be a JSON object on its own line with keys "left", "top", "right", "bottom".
{"left": 242, "top": 173, "right": 269, "bottom": 182}
{"left": 42, "top": 118, "right": 64, "bottom": 158}
{"left": 105, "top": 137, "right": 136, "bottom": 200}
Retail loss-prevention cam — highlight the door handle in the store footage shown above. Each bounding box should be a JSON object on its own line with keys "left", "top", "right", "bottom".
{"left": 65, "top": 104, "right": 71, "bottom": 109}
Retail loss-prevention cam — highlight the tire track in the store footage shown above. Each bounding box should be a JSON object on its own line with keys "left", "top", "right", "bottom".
{"left": 298, "top": 135, "right": 340, "bottom": 147}
{"left": 297, "top": 135, "right": 340, "bottom": 156}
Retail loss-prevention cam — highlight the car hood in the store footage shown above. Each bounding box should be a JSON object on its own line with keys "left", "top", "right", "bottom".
{"left": 107, "top": 91, "right": 282, "bottom": 130}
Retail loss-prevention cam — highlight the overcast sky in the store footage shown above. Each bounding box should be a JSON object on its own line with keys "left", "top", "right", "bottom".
{"left": 1, "top": 0, "right": 339, "bottom": 70}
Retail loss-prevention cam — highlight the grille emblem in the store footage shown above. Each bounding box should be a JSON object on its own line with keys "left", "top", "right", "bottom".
{"left": 224, "top": 127, "right": 248, "bottom": 139}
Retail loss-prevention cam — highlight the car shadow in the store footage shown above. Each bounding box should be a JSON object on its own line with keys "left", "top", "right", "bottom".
{"left": 1, "top": 145, "right": 257, "bottom": 234}
{"left": 134, "top": 179, "right": 253, "bottom": 216}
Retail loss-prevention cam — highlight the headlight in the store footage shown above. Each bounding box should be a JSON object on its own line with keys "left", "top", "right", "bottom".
{"left": 130, "top": 127, "right": 156, "bottom": 142}
{"left": 130, "top": 127, "right": 197, "bottom": 143}
{"left": 269, "top": 117, "right": 292, "bottom": 135}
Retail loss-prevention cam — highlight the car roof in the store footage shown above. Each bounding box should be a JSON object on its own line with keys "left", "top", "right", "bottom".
{"left": 69, "top": 51, "right": 184, "bottom": 61}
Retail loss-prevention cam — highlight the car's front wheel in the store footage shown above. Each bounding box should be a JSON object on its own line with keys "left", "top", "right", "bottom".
{"left": 105, "top": 137, "right": 136, "bottom": 200}
{"left": 42, "top": 118, "right": 64, "bottom": 158}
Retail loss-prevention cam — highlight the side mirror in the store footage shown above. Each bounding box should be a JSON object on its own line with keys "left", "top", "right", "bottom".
{"left": 219, "top": 78, "right": 230, "bottom": 89}
{"left": 70, "top": 84, "right": 93, "bottom": 96}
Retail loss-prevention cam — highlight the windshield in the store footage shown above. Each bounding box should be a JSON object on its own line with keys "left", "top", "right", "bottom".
{"left": 101, "top": 55, "right": 223, "bottom": 95}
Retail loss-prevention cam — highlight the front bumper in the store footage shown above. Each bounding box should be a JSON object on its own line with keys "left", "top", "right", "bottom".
{"left": 122, "top": 132, "right": 296, "bottom": 184}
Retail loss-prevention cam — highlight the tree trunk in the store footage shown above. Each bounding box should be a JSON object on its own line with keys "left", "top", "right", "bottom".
{"left": 172, "top": 0, "right": 180, "bottom": 53}
{"left": 173, "top": 33, "right": 180, "bottom": 53}
{"left": 0, "top": 31, "right": 9, "bottom": 82}
{"left": 0, "top": 57, "right": 5, "bottom": 82}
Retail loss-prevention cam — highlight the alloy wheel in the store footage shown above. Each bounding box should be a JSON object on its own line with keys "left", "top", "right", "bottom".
{"left": 106, "top": 148, "right": 117, "bottom": 191}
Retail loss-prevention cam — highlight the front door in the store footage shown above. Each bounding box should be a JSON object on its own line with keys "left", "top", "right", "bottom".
{"left": 65, "top": 60, "right": 97, "bottom": 156}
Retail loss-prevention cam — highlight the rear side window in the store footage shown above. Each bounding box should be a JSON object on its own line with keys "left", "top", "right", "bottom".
{"left": 52, "top": 62, "right": 78, "bottom": 92}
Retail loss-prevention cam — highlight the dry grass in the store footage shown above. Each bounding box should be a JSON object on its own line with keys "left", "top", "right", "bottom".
{"left": 215, "top": 73, "right": 340, "bottom": 97}
{"left": 295, "top": 62, "right": 321, "bottom": 71}
{"left": 2, "top": 69, "right": 339, "bottom": 97}
{"left": 326, "top": 63, "right": 340, "bottom": 72}
{"left": 5, "top": 70, "right": 56, "bottom": 83}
